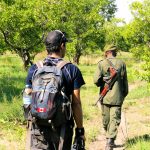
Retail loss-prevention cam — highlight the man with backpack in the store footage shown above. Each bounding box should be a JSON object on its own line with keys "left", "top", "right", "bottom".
{"left": 23, "top": 30, "right": 85, "bottom": 150}
{"left": 93, "top": 45, "right": 128, "bottom": 150}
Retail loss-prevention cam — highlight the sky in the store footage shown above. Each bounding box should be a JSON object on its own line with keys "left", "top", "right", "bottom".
{"left": 115, "top": 0, "right": 138, "bottom": 23}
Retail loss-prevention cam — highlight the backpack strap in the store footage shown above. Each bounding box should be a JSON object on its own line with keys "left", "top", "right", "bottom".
{"left": 57, "top": 60, "right": 72, "bottom": 82}
{"left": 36, "top": 60, "right": 70, "bottom": 69}
{"left": 36, "top": 61, "right": 43, "bottom": 68}
{"left": 56, "top": 60, "right": 71, "bottom": 69}
{"left": 57, "top": 61, "right": 72, "bottom": 150}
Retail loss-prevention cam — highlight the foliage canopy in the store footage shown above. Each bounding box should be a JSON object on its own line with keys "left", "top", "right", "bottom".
{"left": 124, "top": 0, "right": 150, "bottom": 82}
{"left": 0, "top": 0, "right": 117, "bottom": 67}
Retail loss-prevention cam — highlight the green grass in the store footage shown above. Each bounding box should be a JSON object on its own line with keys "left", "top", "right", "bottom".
{"left": 0, "top": 53, "right": 150, "bottom": 149}
{"left": 0, "top": 121, "right": 25, "bottom": 150}
{"left": 127, "top": 135, "right": 150, "bottom": 150}
{"left": 0, "top": 54, "right": 26, "bottom": 120}
{"left": 0, "top": 54, "right": 26, "bottom": 102}
{"left": 0, "top": 98, "right": 24, "bottom": 123}
{"left": 126, "top": 85, "right": 150, "bottom": 100}
{"left": 0, "top": 54, "right": 26, "bottom": 150}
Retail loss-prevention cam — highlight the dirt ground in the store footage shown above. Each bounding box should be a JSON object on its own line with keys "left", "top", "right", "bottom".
{"left": 88, "top": 82, "right": 150, "bottom": 150}
{"left": 0, "top": 82, "right": 149, "bottom": 150}
{"left": 88, "top": 112, "right": 127, "bottom": 150}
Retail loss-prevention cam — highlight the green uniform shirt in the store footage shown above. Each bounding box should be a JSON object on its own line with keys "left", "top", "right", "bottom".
{"left": 94, "top": 57, "right": 128, "bottom": 106}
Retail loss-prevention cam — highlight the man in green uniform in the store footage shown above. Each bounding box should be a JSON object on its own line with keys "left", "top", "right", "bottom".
{"left": 94, "top": 45, "right": 128, "bottom": 150}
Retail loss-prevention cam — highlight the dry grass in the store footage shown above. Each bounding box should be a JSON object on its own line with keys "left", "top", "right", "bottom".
{"left": 0, "top": 52, "right": 150, "bottom": 150}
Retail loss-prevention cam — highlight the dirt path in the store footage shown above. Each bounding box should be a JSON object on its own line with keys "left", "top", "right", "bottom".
{"left": 0, "top": 82, "right": 149, "bottom": 150}
{"left": 88, "top": 82, "right": 149, "bottom": 150}
{"left": 88, "top": 112, "right": 127, "bottom": 150}
{"left": 88, "top": 104, "right": 150, "bottom": 150}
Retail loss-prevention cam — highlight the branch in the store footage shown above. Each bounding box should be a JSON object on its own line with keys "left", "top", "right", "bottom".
{"left": 0, "top": 16, "right": 47, "bottom": 52}
{"left": 25, "top": 16, "right": 48, "bottom": 50}
{"left": 0, "top": 28, "right": 22, "bottom": 51}
{"left": 25, "top": 33, "right": 44, "bottom": 51}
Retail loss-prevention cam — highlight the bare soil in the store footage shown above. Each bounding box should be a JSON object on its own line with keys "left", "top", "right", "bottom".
{"left": 88, "top": 82, "right": 150, "bottom": 150}
{"left": 0, "top": 82, "right": 149, "bottom": 150}
{"left": 88, "top": 111, "right": 128, "bottom": 150}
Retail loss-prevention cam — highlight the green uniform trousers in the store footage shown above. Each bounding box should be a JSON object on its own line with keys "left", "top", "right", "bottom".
{"left": 101, "top": 104, "right": 121, "bottom": 139}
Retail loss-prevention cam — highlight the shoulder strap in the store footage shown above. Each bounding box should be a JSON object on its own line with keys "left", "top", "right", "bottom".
{"left": 36, "top": 61, "right": 43, "bottom": 68}
{"left": 56, "top": 60, "right": 71, "bottom": 69}
{"left": 36, "top": 59, "right": 71, "bottom": 69}
{"left": 106, "top": 59, "right": 118, "bottom": 71}
{"left": 57, "top": 60, "right": 72, "bottom": 82}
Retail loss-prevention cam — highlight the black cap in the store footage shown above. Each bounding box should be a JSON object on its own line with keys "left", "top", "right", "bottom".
{"left": 45, "top": 30, "right": 68, "bottom": 49}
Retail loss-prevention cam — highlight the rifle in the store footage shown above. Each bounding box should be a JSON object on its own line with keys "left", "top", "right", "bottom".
{"left": 95, "top": 59, "right": 118, "bottom": 105}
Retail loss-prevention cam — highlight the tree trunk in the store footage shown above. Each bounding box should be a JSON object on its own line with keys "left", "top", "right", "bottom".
{"left": 73, "top": 41, "right": 82, "bottom": 65}
{"left": 20, "top": 49, "right": 33, "bottom": 70}
{"left": 73, "top": 53, "right": 81, "bottom": 65}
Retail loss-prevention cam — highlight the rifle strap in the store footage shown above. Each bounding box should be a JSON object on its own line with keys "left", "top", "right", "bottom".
{"left": 106, "top": 58, "right": 118, "bottom": 71}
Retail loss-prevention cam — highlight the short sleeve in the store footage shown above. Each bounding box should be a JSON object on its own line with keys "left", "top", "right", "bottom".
{"left": 26, "top": 64, "right": 37, "bottom": 88}
{"left": 62, "top": 64, "right": 85, "bottom": 92}
{"left": 73, "top": 66, "right": 85, "bottom": 89}
{"left": 93, "top": 62, "right": 103, "bottom": 87}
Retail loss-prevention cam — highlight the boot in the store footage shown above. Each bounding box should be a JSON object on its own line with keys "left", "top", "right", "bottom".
{"left": 107, "top": 138, "right": 115, "bottom": 146}
{"left": 105, "top": 145, "right": 113, "bottom": 150}
{"left": 105, "top": 138, "right": 115, "bottom": 150}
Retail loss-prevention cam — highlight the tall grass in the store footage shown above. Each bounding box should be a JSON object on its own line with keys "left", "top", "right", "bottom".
{"left": 127, "top": 135, "right": 150, "bottom": 150}
{"left": 0, "top": 52, "right": 150, "bottom": 149}
{"left": 126, "top": 84, "right": 150, "bottom": 101}
{"left": 0, "top": 53, "right": 26, "bottom": 150}
{"left": 0, "top": 54, "right": 25, "bottom": 102}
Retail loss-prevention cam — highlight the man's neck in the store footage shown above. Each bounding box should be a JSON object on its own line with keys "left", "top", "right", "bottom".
{"left": 48, "top": 53, "right": 62, "bottom": 59}
{"left": 106, "top": 54, "right": 114, "bottom": 59}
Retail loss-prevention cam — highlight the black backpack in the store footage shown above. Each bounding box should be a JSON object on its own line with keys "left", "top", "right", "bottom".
{"left": 30, "top": 60, "right": 72, "bottom": 127}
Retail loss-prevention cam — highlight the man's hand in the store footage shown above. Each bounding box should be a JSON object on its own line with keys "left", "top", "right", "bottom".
{"left": 24, "top": 88, "right": 32, "bottom": 95}
{"left": 72, "top": 128, "right": 86, "bottom": 150}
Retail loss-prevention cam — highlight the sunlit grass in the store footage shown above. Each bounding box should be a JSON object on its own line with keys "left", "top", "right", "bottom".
{"left": 0, "top": 121, "right": 25, "bottom": 150}
{"left": 0, "top": 54, "right": 26, "bottom": 150}
{"left": 0, "top": 52, "right": 150, "bottom": 149}
{"left": 127, "top": 135, "right": 150, "bottom": 150}
{"left": 126, "top": 84, "right": 150, "bottom": 101}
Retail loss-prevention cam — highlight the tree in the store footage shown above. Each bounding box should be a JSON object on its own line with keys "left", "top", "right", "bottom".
{"left": 101, "top": 0, "right": 117, "bottom": 21}
{"left": 124, "top": 0, "right": 150, "bottom": 82}
{"left": 0, "top": 0, "right": 48, "bottom": 69}
{"left": 68, "top": 0, "right": 105, "bottom": 64}
{"left": 0, "top": 0, "right": 117, "bottom": 66}
{"left": 39, "top": 0, "right": 117, "bottom": 64}
{"left": 103, "top": 18, "right": 130, "bottom": 51}
{"left": 44, "top": 0, "right": 104, "bottom": 64}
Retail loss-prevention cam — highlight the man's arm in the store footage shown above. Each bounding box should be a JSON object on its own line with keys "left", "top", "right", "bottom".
{"left": 72, "top": 89, "right": 83, "bottom": 128}
{"left": 94, "top": 62, "right": 103, "bottom": 87}
{"left": 72, "top": 89, "right": 85, "bottom": 150}
{"left": 26, "top": 64, "right": 37, "bottom": 88}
